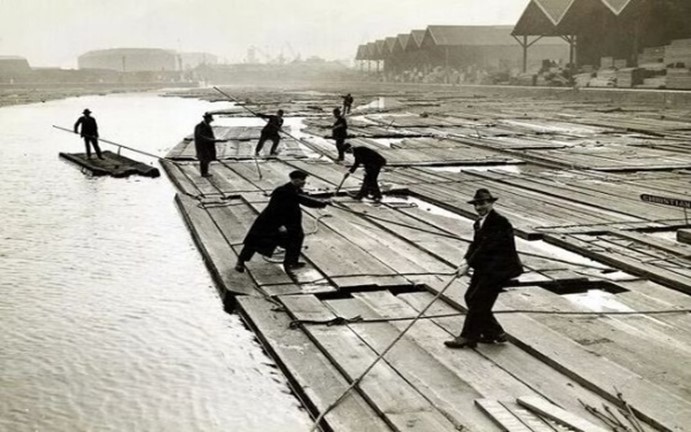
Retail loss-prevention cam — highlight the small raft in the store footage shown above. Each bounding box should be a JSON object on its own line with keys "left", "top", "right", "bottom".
{"left": 59, "top": 150, "right": 160, "bottom": 178}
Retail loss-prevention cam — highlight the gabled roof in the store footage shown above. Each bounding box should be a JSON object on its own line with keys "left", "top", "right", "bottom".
{"left": 384, "top": 37, "right": 398, "bottom": 56}
{"left": 394, "top": 33, "right": 410, "bottom": 54}
{"left": 601, "top": 0, "right": 633, "bottom": 15}
{"left": 423, "top": 25, "right": 518, "bottom": 47}
{"left": 534, "top": 0, "right": 576, "bottom": 25}
{"left": 407, "top": 30, "right": 426, "bottom": 51}
{"left": 355, "top": 45, "right": 367, "bottom": 60}
{"left": 374, "top": 39, "right": 387, "bottom": 59}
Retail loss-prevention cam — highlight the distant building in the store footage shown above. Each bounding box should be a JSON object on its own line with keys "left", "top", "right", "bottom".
{"left": 0, "top": 56, "right": 32, "bottom": 74}
{"left": 179, "top": 52, "right": 218, "bottom": 70}
{"left": 78, "top": 48, "right": 178, "bottom": 72}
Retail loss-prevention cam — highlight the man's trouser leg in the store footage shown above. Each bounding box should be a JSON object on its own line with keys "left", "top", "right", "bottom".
{"left": 364, "top": 166, "right": 382, "bottom": 199}
{"left": 269, "top": 135, "right": 281, "bottom": 155}
{"left": 199, "top": 160, "right": 210, "bottom": 177}
{"left": 237, "top": 245, "right": 255, "bottom": 264}
{"left": 336, "top": 139, "right": 346, "bottom": 161}
{"left": 283, "top": 230, "right": 304, "bottom": 265}
{"left": 255, "top": 134, "right": 268, "bottom": 155}
{"left": 83, "top": 138, "right": 92, "bottom": 158}
{"left": 91, "top": 138, "right": 103, "bottom": 158}
{"left": 460, "top": 274, "right": 503, "bottom": 340}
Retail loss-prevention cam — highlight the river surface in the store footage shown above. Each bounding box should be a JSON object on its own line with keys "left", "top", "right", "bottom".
{"left": 0, "top": 92, "right": 312, "bottom": 432}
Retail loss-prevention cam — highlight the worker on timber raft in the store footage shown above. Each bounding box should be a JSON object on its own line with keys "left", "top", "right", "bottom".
{"left": 194, "top": 112, "right": 228, "bottom": 178}
{"left": 341, "top": 93, "right": 354, "bottom": 115}
{"left": 235, "top": 170, "right": 329, "bottom": 276}
{"left": 331, "top": 107, "right": 348, "bottom": 162}
{"left": 73, "top": 108, "right": 103, "bottom": 160}
{"left": 254, "top": 109, "right": 284, "bottom": 156}
{"left": 342, "top": 144, "right": 386, "bottom": 202}
{"left": 444, "top": 188, "right": 523, "bottom": 349}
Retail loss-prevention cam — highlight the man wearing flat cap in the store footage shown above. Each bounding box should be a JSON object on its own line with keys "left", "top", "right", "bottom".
{"left": 235, "top": 170, "right": 329, "bottom": 275}
{"left": 445, "top": 188, "right": 523, "bottom": 349}
{"left": 194, "top": 112, "right": 228, "bottom": 177}
{"left": 74, "top": 108, "right": 103, "bottom": 160}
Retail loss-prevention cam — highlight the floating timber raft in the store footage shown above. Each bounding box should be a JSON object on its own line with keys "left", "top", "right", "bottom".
{"left": 59, "top": 150, "right": 160, "bottom": 178}
{"left": 163, "top": 85, "right": 691, "bottom": 432}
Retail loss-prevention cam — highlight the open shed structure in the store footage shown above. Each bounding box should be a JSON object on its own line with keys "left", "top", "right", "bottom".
{"left": 513, "top": 0, "right": 691, "bottom": 70}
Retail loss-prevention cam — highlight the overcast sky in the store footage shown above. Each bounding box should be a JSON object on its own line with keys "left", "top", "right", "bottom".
{"left": 0, "top": 0, "right": 530, "bottom": 67}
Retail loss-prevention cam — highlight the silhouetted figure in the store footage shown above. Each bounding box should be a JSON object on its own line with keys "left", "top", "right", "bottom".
{"left": 341, "top": 93, "right": 354, "bottom": 114}
{"left": 331, "top": 108, "right": 348, "bottom": 162}
{"left": 255, "top": 109, "right": 284, "bottom": 156}
{"left": 74, "top": 108, "right": 103, "bottom": 160}
{"left": 343, "top": 144, "right": 386, "bottom": 202}
{"left": 444, "top": 189, "right": 523, "bottom": 349}
{"left": 235, "top": 170, "right": 328, "bottom": 275}
{"left": 194, "top": 112, "right": 227, "bottom": 177}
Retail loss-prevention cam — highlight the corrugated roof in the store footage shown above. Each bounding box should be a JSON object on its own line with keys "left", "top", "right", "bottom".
{"left": 534, "top": 0, "right": 576, "bottom": 25}
{"left": 425, "top": 25, "right": 518, "bottom": 47}
{"left": 408, "top": 30, "right": 426, "bottom": 50}
{"left": 385, "top": 37, "right": 398, "bottom": 55}
{"left": 600, "top": 0, "right": 633, "bottom": 15}
{"left": 374, "top": 39, "right": 387, "bottom": 58}
{"left": 355, "top": 45, "right": 367, "bottom": 60}
{"left": 395, "top": 33, "right": 410, "bottom": 53}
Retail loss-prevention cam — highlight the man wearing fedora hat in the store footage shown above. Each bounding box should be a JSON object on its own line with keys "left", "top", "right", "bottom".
{"left": 194, "top": 112, "right": 228, "bottom": 177}
{"left": 235, "top": 170, "right": 329, "bottom": 276}
{"left": 445, "top": 188, "right": 523, "bottom": 349}
{"left": 73, "top": 108, "right": 103, "bottom": 160}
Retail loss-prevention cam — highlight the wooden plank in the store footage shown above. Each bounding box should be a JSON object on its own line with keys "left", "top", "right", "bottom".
{"left": 174, "top": 194, "right": 256, "bottom": 296}
{"left": 612, "top": 230, "right": 691, "bottom": 259}
{"left": 546, "top": 233, "right": 691, "bottom": 294}
{"left": 400, "top": 283, "right": 691, "bottom": 432}
{"left": 236, "top": 297, "right": 392, "bottom": 432}
{"left": 396, "top": 290, "right": 621, "bottom": 426}
{"left": 500, "top": 287, "right": 691, "bottom": 402}
{"left": 280, "top": 295, "right": 460, "bottom": 431}
{"left": 517, "top": 396, "right": 609, "bottom": 432}
{"left": 348, "top": 291, "right": 545, "bottom": 430}
{"left": 160, "top": 160, "right": 203, "bottom": 199}
{"left": 474, "top": 399, "right": 533, "bottom": 432}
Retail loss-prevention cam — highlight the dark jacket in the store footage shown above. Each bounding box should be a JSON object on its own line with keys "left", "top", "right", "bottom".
{"left": 464, "top": 209, "right": 523, "bottom": 283}
{"left": 259, "top": 114, "right": 283, "bottom": 136}
{"left": 74, "top": 115, "right": 98, "bottom": 138}
{"left": 349, "top": 146, "right": 386, "bottom": 174}
{"left": 332, "top": 115, "right": 347, "bottom": 140}
{"left": 194, "top": 121, "right": 217, "bottom": 162}
{"left": 243, "top": 182, "right": 327, "bottom": 256}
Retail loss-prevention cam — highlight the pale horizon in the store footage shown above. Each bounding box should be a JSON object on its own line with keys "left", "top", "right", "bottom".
{"left": 0, "top": 0, "right": 530, "bottom": 68}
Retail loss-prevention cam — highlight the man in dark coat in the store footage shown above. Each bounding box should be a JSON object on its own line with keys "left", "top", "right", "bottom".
{"left": 73, "top": 108, "right": 103, "bottom": 160}
{"left": 255, "top": 109, "right": 284, "bottom": 156}
{"left": 194, "top": 112, "right": 227, "bottom": 177}
{"left": 331, "top": 107, "right": 348, "bottom": 162}
{"left": 235, "top": 170, "right": 328, "bottom": 275}
{"left": 342, "top": 144, "right": 386, "bottom": 202}
{"left": 445, "top": 188, "right": 523, "bottom": 349}
{"left": 341, "top": 93, "right": 354, "bottom": 115}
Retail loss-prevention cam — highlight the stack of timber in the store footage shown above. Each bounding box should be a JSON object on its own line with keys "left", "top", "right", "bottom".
{"left": 59, "top": 150, "right": 160, "bottom": 178}
{"left": 664, "top": 38, "right": 691, "bottom": 67}
{"left": 667, "top": 68, "right": 691, "bottom": 90}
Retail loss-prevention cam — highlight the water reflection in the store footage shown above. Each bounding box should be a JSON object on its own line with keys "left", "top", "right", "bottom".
{"left": 0, "top": 93, "right": 311, "bottom": 432}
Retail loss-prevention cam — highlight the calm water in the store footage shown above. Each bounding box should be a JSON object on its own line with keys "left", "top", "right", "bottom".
{"left": 0, "top": 93, "right": 312, "bottom": 431}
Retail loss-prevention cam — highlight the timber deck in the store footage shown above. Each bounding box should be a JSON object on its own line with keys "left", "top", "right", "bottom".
{"left": 59, "top": 150, "right": 160, "bottom": 178}
{"left": 163, "top": 87, "right": 691, "bottom": 432}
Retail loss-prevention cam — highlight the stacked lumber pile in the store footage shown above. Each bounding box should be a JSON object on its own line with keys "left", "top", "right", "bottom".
{"left": 667, "top": 67, "right": 691, "bottom": 90}
{"left": 615, "top": 67, "right": 644, "bottom": 88}
{"left": 638, "top": 46, "right": 665, "bottom": 65}
{"left": 664, "top": 38, "right": 691, "bottom": 67}
{"left": 589, "top": 69, "right": 617, "bottom": 88}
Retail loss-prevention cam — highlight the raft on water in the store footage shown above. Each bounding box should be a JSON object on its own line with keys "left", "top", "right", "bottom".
{"left": 59, "top": 150, "right": 160, "bottom": 178}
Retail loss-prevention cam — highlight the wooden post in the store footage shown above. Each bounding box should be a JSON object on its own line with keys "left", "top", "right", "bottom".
{"left": 523, "top": 35, "right": 528, "bottom": 73}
